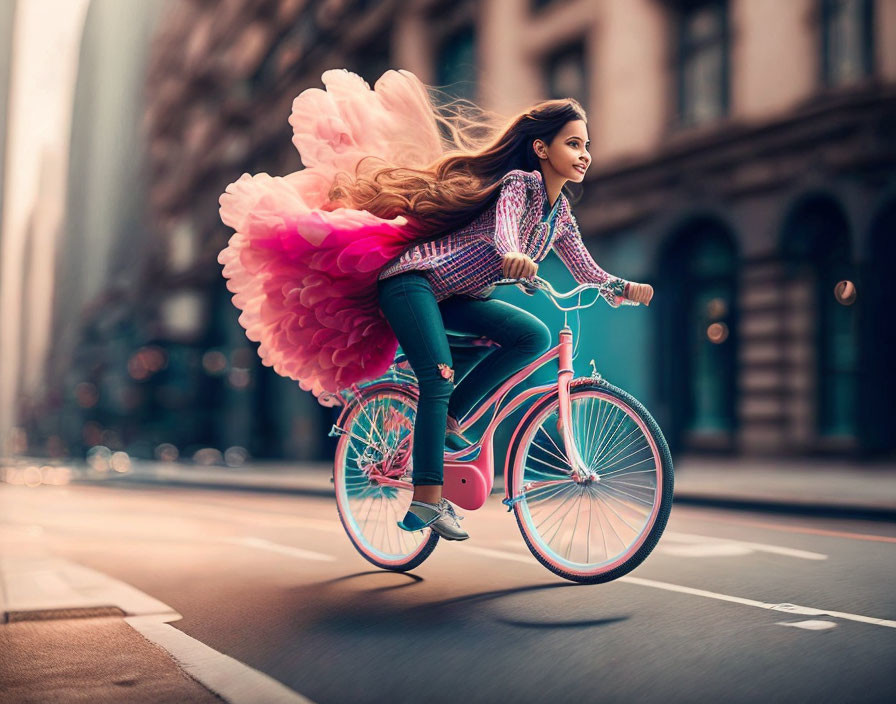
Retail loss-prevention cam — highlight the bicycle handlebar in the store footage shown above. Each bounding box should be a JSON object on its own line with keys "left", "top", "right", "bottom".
{"left": 493, "top": 276, "right": 640, "bottom": 311}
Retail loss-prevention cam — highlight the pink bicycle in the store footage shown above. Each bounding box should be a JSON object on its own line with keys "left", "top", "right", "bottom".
{"left": 328, "top": 276, "right": 674, "bottom": 584}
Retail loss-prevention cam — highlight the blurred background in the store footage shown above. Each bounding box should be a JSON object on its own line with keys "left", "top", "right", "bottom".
{"left": 1, "top": 0, "right": 894, "bottom": 473}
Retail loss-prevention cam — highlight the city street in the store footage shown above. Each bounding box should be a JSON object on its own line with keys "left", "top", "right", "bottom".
{"left": 2, "top": 481, "right": 894, "bottom": 703}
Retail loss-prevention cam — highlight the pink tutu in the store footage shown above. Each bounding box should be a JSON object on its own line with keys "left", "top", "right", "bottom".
{"left": 218, "top": 70, "right": 444, "bottom": 405}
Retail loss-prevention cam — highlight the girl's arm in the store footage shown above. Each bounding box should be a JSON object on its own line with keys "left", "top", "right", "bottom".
{"left": 552, "top": 213, "right": 629, "bottom": 307}
{"left": 493, "top": 173, "right": 528, "bottom": 257}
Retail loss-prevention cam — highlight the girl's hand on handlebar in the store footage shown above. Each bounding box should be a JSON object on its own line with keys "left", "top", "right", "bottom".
{"left": 502, "top": 252, "right": 538, "bottom": 280}
{"left": 624, "top": 282, "right": 654, "bottom": 306}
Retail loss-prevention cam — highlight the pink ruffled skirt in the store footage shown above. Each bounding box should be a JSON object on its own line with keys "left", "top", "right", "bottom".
{"left": 218, "top": 69, "right": 444, "bottom": 405}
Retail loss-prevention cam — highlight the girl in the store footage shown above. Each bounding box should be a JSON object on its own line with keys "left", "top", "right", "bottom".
{"left": 217, "top": 69, "right": 653, "bottom": 542}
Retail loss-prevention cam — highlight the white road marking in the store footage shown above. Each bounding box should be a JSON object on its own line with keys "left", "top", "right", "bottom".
{"left": 224, "top": 536, "right": 336, "bottom": 562}
{"left": 662, "top": 531, "right": 828, "bottom": 561}
{"left": 0, "top": 556, "right": 175, "bottom": 617}
{"left": 460, "top": 545, "right": 536, "bottom": 564}
{"left": 503, "top": 532, "right": 828, "bottom": 561}
{"left": 469, "top": 544, "right": 896, "bottom": 630}
{"left": 776, "top": 619, "right": 837, "bottom": 631}
{"left": 127, "top": 614, "right": 315, "bottom": 704}
{"left": 1, "top": 556, "right": 316, "bottom": 703}
{"left": 619, "top": 576, "right": 896, "bottom": 630}
{"left": 659, "top": 542, "right": 754, "bottom": 557}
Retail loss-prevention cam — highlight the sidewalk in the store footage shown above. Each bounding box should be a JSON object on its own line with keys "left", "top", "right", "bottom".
{"left": 0, "top": 555, "right": 312, "bottom": 704}
{"left": 3, "top": 455, "right": 895, "bottom": 521}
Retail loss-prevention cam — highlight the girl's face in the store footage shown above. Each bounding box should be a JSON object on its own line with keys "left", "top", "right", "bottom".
{"left": 534, "top": 119, "right": 591, "bottom": 184}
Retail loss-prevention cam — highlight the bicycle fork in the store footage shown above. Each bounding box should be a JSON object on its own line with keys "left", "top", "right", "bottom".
{"left": 557, "top": 326, "right": 595, "bottom": 483}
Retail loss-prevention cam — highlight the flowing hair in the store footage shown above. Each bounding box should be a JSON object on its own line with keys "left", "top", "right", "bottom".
{"left": 328, "top": 86, "right": 588, "bottom": 236}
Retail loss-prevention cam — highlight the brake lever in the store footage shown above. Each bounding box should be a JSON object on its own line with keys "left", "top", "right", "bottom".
{"left": 517, "top": 281, "right": 539, "bottom": 296}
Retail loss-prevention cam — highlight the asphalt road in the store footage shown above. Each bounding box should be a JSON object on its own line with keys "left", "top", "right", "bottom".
{"left": 1, "top": 482, "right": 894, "bottom": 703}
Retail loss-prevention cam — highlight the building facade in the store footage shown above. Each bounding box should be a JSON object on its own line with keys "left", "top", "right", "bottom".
{"left": 43, "top": 0, "right": 891, "bottom": 462}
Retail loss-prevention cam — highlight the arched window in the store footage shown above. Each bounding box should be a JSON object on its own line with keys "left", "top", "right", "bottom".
{"left": 781, "top": 195, "right": 856, "bottom": 446}
{"left": 658, "top": 218, "right": 738, "bottom": 452}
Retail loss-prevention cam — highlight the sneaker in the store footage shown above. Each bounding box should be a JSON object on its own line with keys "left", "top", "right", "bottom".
{"left": 397, "top": 498, "right": 470, "bottom": 541}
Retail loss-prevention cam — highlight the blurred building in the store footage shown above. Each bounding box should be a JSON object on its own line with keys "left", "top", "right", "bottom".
{"left": 20, "top": 0, "right": 168, "bottom": 460}
{"left": 37, "top": 0, "right": 893, "bottom": 463}
{"left": 0, "top": 0, "right": 14, "bottom": 249}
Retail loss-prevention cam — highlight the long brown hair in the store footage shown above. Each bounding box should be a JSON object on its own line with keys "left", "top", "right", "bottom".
{"left": 328, "top": 82, "right": 588, "bottom": 236}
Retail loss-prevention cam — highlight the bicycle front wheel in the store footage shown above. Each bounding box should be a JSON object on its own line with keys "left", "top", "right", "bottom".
{"left": 509, "top": 380, "right": 673, "bottom": 584}
{"left": 334, "top": 387, "right": 439, "bottom": 571}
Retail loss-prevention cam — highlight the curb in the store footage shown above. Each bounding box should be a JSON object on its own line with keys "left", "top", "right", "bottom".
{"left": 63, "top": 471, "right": 896, "bottom": 523}
{"left": 671, "top": 494, "right": 896, "bottom": 522}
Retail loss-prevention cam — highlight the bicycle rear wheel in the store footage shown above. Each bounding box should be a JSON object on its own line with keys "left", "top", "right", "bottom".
{"left": 508, "top": 379, "right": 673, "bottom": 583}
{"left": 333, "top": 388, "right": 439, "bottom": 570}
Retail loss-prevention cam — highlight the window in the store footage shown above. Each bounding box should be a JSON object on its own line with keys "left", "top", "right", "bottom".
{"left": 820, "top": 0, "right": 874, "bottom": 87}
{"left": 545, "top": 41, "right": 587, "bottom": 108}
{"left": 436, "top": 25, "right": 477, "bottom": 101}
{"left": 658, "top": 220, "right": 738, "bottom": 452}
{"left": 676, "top": 1, "right": 729, "bottom": 127}
{"left": 782, "top": 196, "right": 857, "bottom": 442}
{"left": 532, "top": 0, "right": 567, "bottom": 11}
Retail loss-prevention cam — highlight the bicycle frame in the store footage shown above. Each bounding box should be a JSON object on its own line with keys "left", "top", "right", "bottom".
{"left": 354, "top": 321, "right": 588, "bottom": 511}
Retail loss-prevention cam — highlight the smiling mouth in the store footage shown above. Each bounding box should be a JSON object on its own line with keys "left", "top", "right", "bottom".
{"left": 573, "top": 164, "right": 587, "bottom": 174}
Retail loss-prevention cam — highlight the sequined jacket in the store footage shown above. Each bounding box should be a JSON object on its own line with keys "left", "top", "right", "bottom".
{"left": 377, "top": 169, "right": 629, "bottom": 306}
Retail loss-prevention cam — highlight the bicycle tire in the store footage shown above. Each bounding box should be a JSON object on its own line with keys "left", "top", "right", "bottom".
{"left": 508, "top": 378, "right": 674, "bottom": 584}
{"left": 333, "top": 387, "right": 439, "bottom": 571}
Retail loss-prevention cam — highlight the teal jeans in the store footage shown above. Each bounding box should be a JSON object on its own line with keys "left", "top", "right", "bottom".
{"left": 376, "top": 272, "right": 551, "bottom": 486}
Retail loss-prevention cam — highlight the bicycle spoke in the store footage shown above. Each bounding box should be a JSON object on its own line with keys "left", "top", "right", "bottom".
{"left": 535, "top": 423, "right": 570, "bottom": 466}
{"left": 603, "top": 478, "right": 656, "bottom": 497}
{"left": 514, "top": 387, "right": 666, "bottom": 575}
{"left": 594, "top": 485, "right": 647, "bottom": 533}
{"left": 527, "top": 450, "right": 573, "bottom": 476}
{"left": 595, "top": 489, "right": 611, "bottom": 561}
{"left": 533, "top": 483, "right": 580, "bottom": 536}
{"left": 565, "top": 489, "right": 587, "bottom": 560}
{"left": 597, "top": 459, "right": 656, "bottom": 479}
{"left": 592, "top": 407, "right": 626, "bottom": 467}
{"left": 593, "top": 426, "right": 642, "bottom": 470}
{"left": 582, "top": 398, "right": 604, "bottom": 464}
{"left": 598, "top": 480, "right": 655, "bottom": 508}
{"left": 335, "top": 390, "right": 431, "bottom": 562}
{"left": 585, "top": 488, "right": 594, "bottom": 564}
{"left": 594, "top": 491, "right": 630, "bottom": 550}
{"left": 522, "top": 479, "right": 575, "bottom": 503}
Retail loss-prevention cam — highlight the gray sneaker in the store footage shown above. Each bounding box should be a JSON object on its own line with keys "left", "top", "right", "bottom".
{"left": 397, "top": 498, "right": 470, "bottom": 541}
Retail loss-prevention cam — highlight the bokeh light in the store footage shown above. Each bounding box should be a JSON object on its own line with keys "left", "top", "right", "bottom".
{"left": 202, "top": 350, "right": 228, "bottom": 375}
{"left": 834, "top": 280, "right": 856, "bottom": 305}
{"left": 193, "top": 447, "right": 224, "bottom": 465}
{"left": 224, "top": 446, "right": 249, "bottom": 467}
{"left": 86, "top": 445, "right": 112, "bottom": 472}
{"left": 110, "top": 451, "right": 131, "bottom": 473}
{"left": 155, "top": 442, "right": 179, "bottom": 462}
{"left": 707, "top": 322, "right": 729, "bottom": 344}
{"left": 74, "top": 382, "right": 98, "bottom": 408}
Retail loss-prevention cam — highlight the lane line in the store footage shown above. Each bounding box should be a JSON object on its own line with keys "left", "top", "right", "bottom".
{"left": 658, "top": 543, "right": 754, "bottom": 558}
{"left": 662, "top": 531, "right": 828, "bottom": 561}
{"left": 126, "top": 614, "right": 314, "bottom": 704}
{"left": 501, "top": 535, "right": 826, "bottom": 561}
{"left": 618, "top": 576, "right": 896, "bottom": 629}
{"left": 466, "top": 544, "right": 896, "bottom": 630}
{"left": 460, "top": 545, "right": 536, "bottom": 564}
{"left": 224, "top": 537, "right": 336, "bottom": 562}
{"left": 672, "top": 511, "right": 896, "bottom": 544}
{"left": 776, "top": 619, "right": 837, "bottom": 631}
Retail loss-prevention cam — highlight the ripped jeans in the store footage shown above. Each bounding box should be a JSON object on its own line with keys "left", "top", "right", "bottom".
{"left": 377, "top": 271, "right": 552, "bottom": 486}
